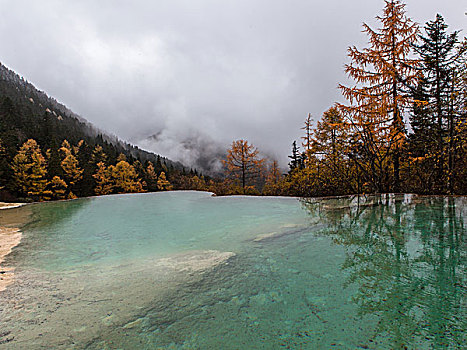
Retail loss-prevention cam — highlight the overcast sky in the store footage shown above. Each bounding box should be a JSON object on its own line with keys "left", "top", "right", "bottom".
{"left": 0, "top": 0, "right": 465, "bottom": 168}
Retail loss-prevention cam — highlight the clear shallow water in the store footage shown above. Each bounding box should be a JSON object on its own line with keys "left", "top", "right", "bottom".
{"left": 0, "top": 192, "right": 465, "bottom": 349}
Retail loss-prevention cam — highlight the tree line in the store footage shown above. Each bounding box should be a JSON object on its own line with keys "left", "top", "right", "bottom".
{"left": 221, "top": 1, "right": 466, "bottom": 196}
{"left": 1, "top": 0, "right": 465, "bottom": 201}
{"left": 2, "top": 137, "right": 178, "bottom": 201}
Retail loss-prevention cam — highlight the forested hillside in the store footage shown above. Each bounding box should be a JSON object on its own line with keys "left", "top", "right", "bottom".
{"left": 0, "top": 63, "right": 206, "bottom": 201}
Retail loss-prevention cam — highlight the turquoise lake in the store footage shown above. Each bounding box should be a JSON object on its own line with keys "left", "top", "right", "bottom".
{"left": 0, "top": 192, "right": 465, "bottom": 349}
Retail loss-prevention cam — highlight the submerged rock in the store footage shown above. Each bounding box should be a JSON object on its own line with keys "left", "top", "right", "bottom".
{"left": 155, "top": 250, "right": 236, "bottom": 272}
{"left": 253, "top": 232, "right": 280, "bottom": 242}
{"left": 252, "top": 225, "right": 310, "bottom": 243}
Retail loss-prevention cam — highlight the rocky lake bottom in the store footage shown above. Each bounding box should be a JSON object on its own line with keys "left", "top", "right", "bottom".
{"left": 0, "top": 192, "right": 465, "bottom": 349}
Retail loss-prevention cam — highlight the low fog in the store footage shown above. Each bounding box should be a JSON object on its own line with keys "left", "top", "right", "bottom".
{"left": 0, "top": 0, "right": 464, "bottom": 170}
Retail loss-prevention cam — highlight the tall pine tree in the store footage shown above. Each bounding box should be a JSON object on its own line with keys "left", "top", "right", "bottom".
{"left": 411, "top": 14, "right": 463, "bottom": 193}
{"left": 338, "top": 0, "right": 419, "bottom": 192}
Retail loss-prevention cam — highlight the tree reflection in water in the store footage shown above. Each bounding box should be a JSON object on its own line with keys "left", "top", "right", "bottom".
{"left": 301, "top": 194, "right": 465, "bottom": 349}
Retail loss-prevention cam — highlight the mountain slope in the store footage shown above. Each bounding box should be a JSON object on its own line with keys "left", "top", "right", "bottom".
{"left": 0, "top": 62, "right": 181, "bottom": 167}
{"left": 0, "top": 62, "right": 189, "bottom": 200}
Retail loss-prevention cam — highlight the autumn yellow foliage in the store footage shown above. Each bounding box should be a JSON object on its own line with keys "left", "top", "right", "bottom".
{"left": 157, "top": 172, "right": 173, "bottom": 191}
{"left": 11, "top": 139, "right": 48, "bottom": 200}
{"left": 223, "top": 140, "right": 264, "bottom": 192}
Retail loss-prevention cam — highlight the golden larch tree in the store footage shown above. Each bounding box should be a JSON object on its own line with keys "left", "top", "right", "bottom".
{"left": 157, "top": 171, "right": 173, "bottom": 191}
{"left": 338, "top": 0, "right": 419, "bottom": 192}
{"left": 262, "top": 160, "right": 282, "bottom": 195}
{"left": 116, "top": 153, "right": 127, "bottom": 162}
{"left": 223, "top": 139, "right": 264, "bottom": 191}
{"left": 11, "top": 139, "right": 48, "bottom": 199}
{"left": 189, "top": 175, "right": 207, "bottom": 191}
{"left": 50, "top": 176, "right": 68, "bottom": 200}
{"left": 93, "top": 162, "right": 113, "bottom": 195}
{"left": 308, "top": 107, "right": 355, "bottom": 194}
{"left": 60, "top": 140, "right": 83, "bottom": 197}
{"left": 59, "top": 140, "right": 72, "bottom": 157}
{"left": 145, "top": 161, "right": 158, "bottom": 191}
{"left": 310, "top": 107, "right": 349, "bottom": 169}
{"left": 61, "top": 154, "right": 83, "bottom": 186}
{"left": 91, "top": 145, "right": 107, "bottom": 165}
{"left": 266, "top": 160, "right": 281, "bottom": 184}
{"left": 110, "top": 160, "right": 144, "bottom": 193}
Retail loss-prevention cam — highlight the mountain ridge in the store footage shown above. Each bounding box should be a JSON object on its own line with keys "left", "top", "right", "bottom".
{"left": 0, "top": 61, "right": 183, "bottom": 169}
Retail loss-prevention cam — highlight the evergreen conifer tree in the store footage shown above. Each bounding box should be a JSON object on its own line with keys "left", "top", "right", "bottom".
{"left": 288, "top": 141, "right": 304, "bottom": 172}
{"left": 411, "top": 14, "right": 464, "bottom": 192}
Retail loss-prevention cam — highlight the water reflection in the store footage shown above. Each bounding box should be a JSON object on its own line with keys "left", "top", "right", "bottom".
{"left": 10, "top": 199, "right": 93, "bottom": 269}
{"left": 24, "top": 198, "right": 92, "bottom": 231}
{"left": 301, "top": 194, "right": 466, "bottom": 349}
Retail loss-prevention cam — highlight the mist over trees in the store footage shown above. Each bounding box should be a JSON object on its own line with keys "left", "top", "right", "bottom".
{"left": 0, "top": 62, "right": 211, "bottom": 201}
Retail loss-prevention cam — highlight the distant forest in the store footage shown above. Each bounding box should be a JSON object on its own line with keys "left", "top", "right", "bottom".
{"left": 1, "top": 0, "right": 466, "bottom": 201}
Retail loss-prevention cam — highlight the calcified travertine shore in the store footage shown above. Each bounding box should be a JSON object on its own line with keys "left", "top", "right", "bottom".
{"left": 0, "top": 203, "right": 26, "bottom": 292}
{"left": 0, "top": 202, "right": 25, "bottom": 210}
{"left": 0, "top": 227, "right": 22, "bottom": 292}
